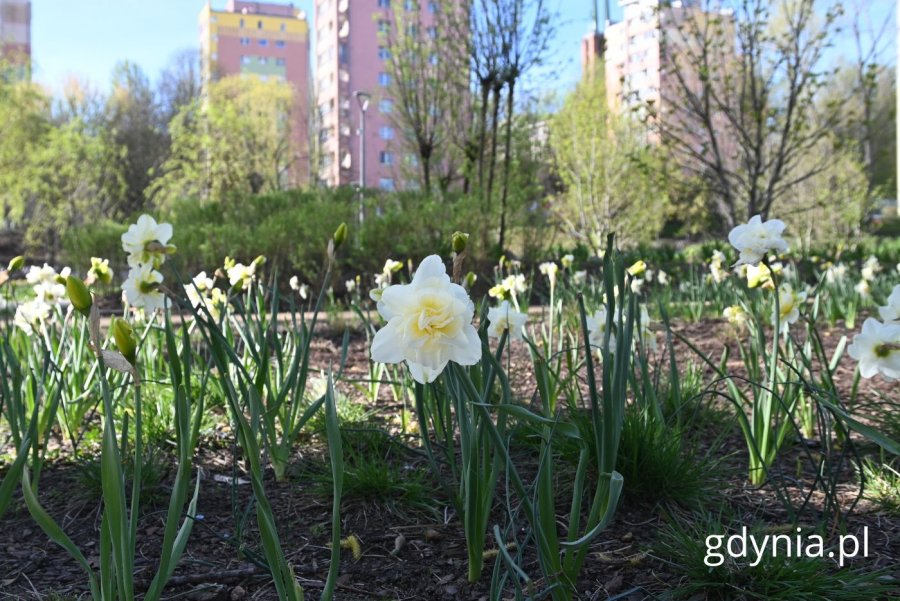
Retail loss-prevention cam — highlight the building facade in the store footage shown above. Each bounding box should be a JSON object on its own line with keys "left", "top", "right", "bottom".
{"left": 314, "top": 0, "right": 444, "bottom": 190}
{"left": 0, "top": 0, "right": 31, "bottom": 79}
{"left": 199, "top": 1, "right": 311, "bottom": 184}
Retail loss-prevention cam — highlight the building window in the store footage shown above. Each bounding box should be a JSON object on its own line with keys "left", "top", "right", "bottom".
{"left": 339, "top": 43, "right": 348, "bottom": 63}
{"left": 239, "top": 18, "right": 244, "bottom": 27}
{"left": 378, "top": 19, "right": 390, "bottom": 33}
{"left": 275, "top": 58, "right": 286, "bottom": 66}
{"left": 259, "top": 38, "right": 268, "bottom": 46}
{"left": 404, "top": 0, "right": 416, "bottom": 10}
{"left": 406, "top": 24, "right": 419, "bottom": 36}
{"left": 379, "top": 178, "right": 396, "bottom": 191}
{"left": 378, "top": 0, "right": 390, "bottom": 7}
{"left": 276, "top": 40, "right": 286, "bottom": 48}
{"left": 428, "top": 1, "right": 439, "bottom": 12}
{"left": 241, "top": 55, "right": 252, "bottom": 65}
{"left": 427, "top": 26, "right": 437, "bottom": 39}
{"left": 378, "top": 72, "right": 391, "bottom": 86}
{"left": 379, "top": 98, "right": 393, "bottom": 113}
{"left": 259, "top": 56, "right": 269, "bottom": 64}
{"left": 240, "top": 37, "right": 251, "bottom": 45}
{"left": 380, "top": 151, "right": 394, "bottom": 165}
{"left": 379, "top": 125, "right": 394, "bottom": 140}
{"left": 280, "top": 23, "right": 286, "bottom": 32}
{"left": 378, "top": 46, "right": 391, "bottom": 60}
{"left": 258, "top": 20, "right": 263, "bottom": 29}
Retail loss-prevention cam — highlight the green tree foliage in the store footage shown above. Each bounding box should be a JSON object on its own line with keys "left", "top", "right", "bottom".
{"left": 0, "top": 75, "right": 49, "bottom": 227}
{"left": 149, "top": 76, "right": 296, "bottom": 207}
{"left": 550, "top": 66, "right": 666, "bottom": 249}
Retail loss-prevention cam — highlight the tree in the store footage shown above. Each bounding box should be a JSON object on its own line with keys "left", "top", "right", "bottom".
{"left": 149, "top": 76, "right": 296, "bottom": 207}
{"left": 382, "top": 0, "right": 468, "bottom": 193}
{"left": 657, "top": 0, "right": 844, "bottom": 227}
{"left": 0, "top": 73, "right": 49, "bottom": 227}
{"left": 551, "top": 65, "right": 666, "bottom": 249}
{"left": 107, "top": 61, "right": 168, "bottom": 215}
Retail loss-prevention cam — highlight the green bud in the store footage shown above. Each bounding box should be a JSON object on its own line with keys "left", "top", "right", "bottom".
{"left": 112, "top": 317, "right": 138, "bottom": 366}
{"left": 451, "top": 231, "right": 469, "bottom": 254}
{"left": 251, "top": 254, "right": 267, "bottom": 268}
{"left": 66, "top": 276, "right": 93, "bottom": 317}
{"left": 333, "top": 222, "right": 348, "bottom": 248}
{"left": 464, "top": 271, "right": 477, "bottom": 289}
{"left": 7, "top": 256, "right": 24, "bottom": 272}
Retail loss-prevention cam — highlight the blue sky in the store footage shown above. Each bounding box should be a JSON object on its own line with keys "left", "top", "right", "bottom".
{"left": 31, "top": 0, "right": 894, "bottom": 96}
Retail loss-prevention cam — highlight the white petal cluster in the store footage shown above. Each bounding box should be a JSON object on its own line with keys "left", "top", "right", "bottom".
{"left": 121, "top": 214, "right": 174, "bottom": 312}
{"left": 227, "top": 262, "right": 256, "bottom": 290}
{"left": 121, "top": 214, "right": 175, "bottom": 268}
{"left": 772, "top": 283, "right": 807, "bottom": 334}
{"left": 723, "top": 305, "right": 749, "bottom": 328}
{"left": 586, "top": 306, "right": 615, "bottom": 350}
{"left": 878, "top": 285, "right": 900, "bottom": 323}
{"left": 122, "top": 264, "right": 165, "bottom": 313}
{"left": 26, "top": 264, "right": 71, "bottom": 305}
{"left": 861, "top": 256, "right": 881, "bottom": 282}
{"left": 370, "top": 255, "right": 481, "bottom": 384}
{"left": 486, "top": 300, "right": 528, "bottom": 341}
{"left": 848, "top": 318, "right": 900, "bottom": 380}
{"left": 14, "top": 299, "right": 51, "bottom": 335}
{"left": 539, "top": 262, "right": 558, "bottom": 287}
{"left": 709, "top": 250, "right": 730, "bottom": 283}
{"left": 727, "top": 215, "right": 788, "bottom": 267}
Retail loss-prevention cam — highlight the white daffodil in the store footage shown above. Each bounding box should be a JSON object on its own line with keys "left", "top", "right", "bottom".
{"left": 861, "top": 256, "right": 881, "bottom": 282}
{"left": 728, "top": 214, "right": 788, "bottom": 267}
{"left": 561, "top": 254, "right": 574, "bottom": 269}
{"left": 370, "top": 255, "right": 481, "bottom": 384}
{"left": 709, "top": 250, "right": 730, "bottom": 283}
{"left": 630, "top": 278, "right": 644, "bottom": 294}
{"left": 227, "top": 262, "right": 255, "bottom": 290}
{"left": 855, "top": 279, "right": 871, "bottom": 298}
{"left": 848, "top": 318, "right": 900, "bottom": 380}
{"left": 487, "top": 300, "right": 528, "bottom": 341}
{"left": 121, "top": 214, "right": 175, "bottom": 268}
{"left": 345, "top": 278, "right": 357, "bottom": 293}
{"left": 539, "top": 262, "right": 558, "bottom": 287}
{"left": 879, "top": 285, "right": 900, "bottom": 323}
{"left": 657, "top": 270, "right": 669, "bottom": 286}
{"left": 637, "top": 306, "right": 657, "bottom": 352}
{"left": 573, "top": 270, "right": 587, "bottom": 285}
{"left": 585, "top": 306, "right": 615, "bottom": 350}
{"left": 186, "top": 271, "right": 215, "bottom": 309}
{"left": 772, "top": 283, "right": 806, "bottom": 333}
{"left": 26, "top": 264, "right": 70, "bottom": 304}
{"left": 122, "top": 263, "right": 165, "bottom": 312}
{"left": 14, "top": 299, "right": 51, "bottom": 335}
{"left": 824, "top": 262, "right": 847, "bottom": 284}
{"left": 723, "top": 305, "right": 749, "bottom": 328}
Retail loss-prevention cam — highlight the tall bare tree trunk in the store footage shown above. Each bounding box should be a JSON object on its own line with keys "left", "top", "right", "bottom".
{"left": 498, "top": 79, "right": 516, "bottom": 252}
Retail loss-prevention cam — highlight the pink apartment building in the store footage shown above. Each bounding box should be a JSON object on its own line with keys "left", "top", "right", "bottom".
{"left": 199, "top": 1, "right": 312, "bottom": 185}
{"left": 0, "top": 0, "right": 30, "bottom": 79}
{"left": 314, "top": 0, "right": 443, "bottom": 190}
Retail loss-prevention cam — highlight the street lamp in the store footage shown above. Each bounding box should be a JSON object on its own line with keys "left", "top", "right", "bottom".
{"left": 355, "top": 90, "right": 371, "bottom": 231}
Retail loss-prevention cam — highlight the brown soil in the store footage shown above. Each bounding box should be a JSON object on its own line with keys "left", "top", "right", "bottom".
{"left": 1, "top": 318, "right": 898, "bottom": 600}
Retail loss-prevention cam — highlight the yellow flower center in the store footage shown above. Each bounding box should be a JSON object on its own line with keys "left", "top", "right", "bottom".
{"left": 411, "top": 295, "right": 460, "bottom": 339}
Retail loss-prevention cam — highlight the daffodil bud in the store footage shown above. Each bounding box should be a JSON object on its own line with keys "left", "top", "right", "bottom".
{"left": 464, "top": 271, "right": 477, "bottom": 289}
{"left": 252, "top": 255, "right": 267, "bottom": 268}
{"left": 333, "top": 222, "right": 348, "bottom": 248}
{"left": 451, "top": 231, "right": 469, "bottom": 254}
{"left": 627, "top": 260, "right": 647, "bottom": 277}
{"left": 7, "top": 256, "right": 24, "bottom": 272}
{"left": 66, "top": 276, "right": 93, "bottom": 317}
{"left": 112, "top": 317, "right": 138, "bottom": 366}
{"left": 90, "top": 257, "right": 113, "bottom": 284}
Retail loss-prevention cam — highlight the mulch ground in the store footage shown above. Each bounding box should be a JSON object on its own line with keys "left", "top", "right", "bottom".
{"left": 1, "top": 317, "right": 899, "bottom": 600}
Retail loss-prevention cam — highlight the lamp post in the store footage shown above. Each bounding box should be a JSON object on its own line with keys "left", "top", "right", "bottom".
{"left": 355, "top": 90, "right": 371, "bottom": 231}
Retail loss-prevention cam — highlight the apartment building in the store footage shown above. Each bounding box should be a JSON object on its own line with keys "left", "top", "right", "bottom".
{"left": 199, "top": 1, "right": 311, "bottom": 184}
{"left": 314, "top": 0, "right": 445, "bottom": 190}
{"left": 0, "top": 0, "right": 30, "bottom": 79}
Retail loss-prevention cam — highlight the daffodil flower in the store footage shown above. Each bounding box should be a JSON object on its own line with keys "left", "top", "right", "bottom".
{"left": 370, "top": 255, "right": 481, "bottom": 384}
{"left": 728, "top": 215, "right": 788, "bottom": 267}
